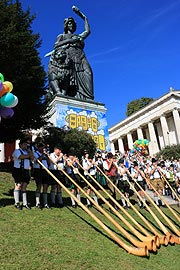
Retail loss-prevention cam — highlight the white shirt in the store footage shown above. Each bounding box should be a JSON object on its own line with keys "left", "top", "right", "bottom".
{"left": 49, "top": 153, "right": 65, "bottom": 170}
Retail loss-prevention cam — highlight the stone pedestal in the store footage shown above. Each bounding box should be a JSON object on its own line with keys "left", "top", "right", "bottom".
{"left": 47, "top": 94, "right": 110, "bottom": 151}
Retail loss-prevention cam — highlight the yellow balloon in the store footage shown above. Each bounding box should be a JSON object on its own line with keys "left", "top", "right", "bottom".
{"left": 3, "top": 81, "right": 13, "bottom": 92}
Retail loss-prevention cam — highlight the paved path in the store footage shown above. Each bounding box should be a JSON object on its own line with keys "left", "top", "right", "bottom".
{"left": 145, "top": 189, "right": 179, "bottom": 206}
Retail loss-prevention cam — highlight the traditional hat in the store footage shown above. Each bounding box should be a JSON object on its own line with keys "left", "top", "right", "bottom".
{"left": 151, "top": 158, "right": 157, "bottom": 163}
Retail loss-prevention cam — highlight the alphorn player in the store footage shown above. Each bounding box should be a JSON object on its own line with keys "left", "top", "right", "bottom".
{"left": 49, "top": 146, "right": 65, "bottom": 208}
{"left": 82, "top": 151, "right": 99, "bottom": 208}
{"left": 103, "top": 152, "right": 118, "bottom": 208}
{"left": 131, "top": 161, "right": 147, "bottom": 209}
{"left": 117, "top": 158, "right": 130, "bottom": 209}
{"left": 150, "top": 158, "right": 166, "bottom": 207}
{"left": 65, "top": 152, "right": 81, "bottom": 208}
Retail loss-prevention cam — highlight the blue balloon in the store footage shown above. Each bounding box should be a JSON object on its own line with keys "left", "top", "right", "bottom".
{"left": 0, "top": 92, "right": 15, "bottom": 107}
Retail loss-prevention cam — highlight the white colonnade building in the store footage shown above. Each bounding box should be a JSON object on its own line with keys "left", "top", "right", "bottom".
{"left": 108, "top": 90, "right": 180, "bottom": 156}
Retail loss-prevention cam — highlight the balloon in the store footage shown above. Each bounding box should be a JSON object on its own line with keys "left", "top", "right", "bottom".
{"left": 0, "top": 92, "right": 15, "bottom": 107}
{"left": 0, "top": 107, "right": 14, "bottom": 118}
{"left": 0, "top": 81, "right": 3, "bottom": 91}
{"left": 0, "top": 84, "right": 10, "bottom": 97}
{"left": 5, "top": 95, "right": 18, "bottom": 108}
{"left": 0, "top": 73, "right": 4, "bottom": 82}
{"left": 3, "top": 81, "right": 13, "bottom": 92}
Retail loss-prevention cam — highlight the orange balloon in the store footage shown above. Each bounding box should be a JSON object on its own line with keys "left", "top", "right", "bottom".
{"left": 3, "top": 81, "right": 13, "bottom": 92}
{"left": 0, "top": 84, "right": 10, "bottom": 97}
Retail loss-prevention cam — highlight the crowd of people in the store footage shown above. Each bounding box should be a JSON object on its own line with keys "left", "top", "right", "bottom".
{"left": 11, "top": 138, "right": 180, "bottom": 210}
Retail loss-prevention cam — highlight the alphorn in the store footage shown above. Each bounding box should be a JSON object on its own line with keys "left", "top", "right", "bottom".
{"left": 159, "top": 170, "right": 180, "bottom": 204}
{"left": 126, "top": 172, "right": 180, "bottom": 244}
{"left": 143, "top": 174, "right": 180, "bottom": 223}
{"left": 76, "top": 160, "right": 160, "bottom": 249}
{"left": 48, "top": 157, "right": 155, "bottom": 252}
{"left": 96, "top": 164, "right": 168, "bottom": 246}
{"left": 37, "top": 159, "right": 149, "bottom": 257}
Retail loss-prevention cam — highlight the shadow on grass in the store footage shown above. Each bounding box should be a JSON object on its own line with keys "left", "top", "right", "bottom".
{"left": 66, "top": 205, "right": 122, "bottom": 248}
{"left": 0, "top": 188, "right": 86, "bottom": 208}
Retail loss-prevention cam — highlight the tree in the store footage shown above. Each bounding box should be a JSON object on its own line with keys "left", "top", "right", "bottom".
{"left": 156, "top": 145, "right": 180, "bottom": 160}
{"left": 0, "top": 0, "right": 48, "bottom": 142}
{"left": 37, "top": 125, "right": 97, "bottom": 159}
{"left": 126, "top": 97, "right": 154, "bottom": 117}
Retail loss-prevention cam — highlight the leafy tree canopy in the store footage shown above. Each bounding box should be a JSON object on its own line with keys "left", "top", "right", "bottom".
{"left": 35, "top": 125, "right": 97, "bottom": 159}
{"left": 0, "top": 0, "right": 48, "bottom": 142}
{"left": 156, "top": 145, "right": 180, "bottom": 161}
{"left": 126, "top": 97, "right": 154, "bottom": 117}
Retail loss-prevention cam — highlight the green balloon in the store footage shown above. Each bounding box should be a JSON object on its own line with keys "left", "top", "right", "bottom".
{"left": 0, "top": 73, "right": 4, "bottom": 82}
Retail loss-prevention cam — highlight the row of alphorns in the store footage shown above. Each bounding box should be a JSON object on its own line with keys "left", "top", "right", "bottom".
{"left": 37, "top": 155, "right": 180, "bottom": 258}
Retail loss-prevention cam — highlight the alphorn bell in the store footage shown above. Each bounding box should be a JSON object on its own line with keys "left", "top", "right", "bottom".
{"left": 126, "top": 172, "right": 180, "bottom": 244}
{"left": 37, "top": 159, "right": 149, "bottom": 257}
{"left": 48, "top": 156, "right": 155, "bottom": 252}
{"left": 76, "top": 160, "right": 159, "bottom": 250}
{"left": 96, "top": 164, "right": 168, "bottom": 246}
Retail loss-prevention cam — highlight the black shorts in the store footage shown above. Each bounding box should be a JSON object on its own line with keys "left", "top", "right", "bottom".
{"left": 49, "top": 170, "right": 65, "bottom": 186}
{"left": 117, "top": 180, "right": 130, "bottom": 193}
{"left": 33, "top": 168, "right": 51, "bottom": 185}
{"left": 134, "top": 180, "right": 146, "bottom": 191}
{"left": 12, "top": 167, "right": 30, "bottom": 184}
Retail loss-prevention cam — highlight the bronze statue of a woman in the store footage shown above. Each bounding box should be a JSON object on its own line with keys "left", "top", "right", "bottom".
{"left": 47, "top": 6, "right": 94, "bottom": 100}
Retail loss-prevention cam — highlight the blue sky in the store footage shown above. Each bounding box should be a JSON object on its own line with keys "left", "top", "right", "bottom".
{"left": 21, "top": 0, "right": 180, "bottom": 128}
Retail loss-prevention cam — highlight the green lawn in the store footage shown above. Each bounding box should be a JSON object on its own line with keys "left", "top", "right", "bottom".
{"left": 0, "top": 172, "right": 180, "bottom": 270}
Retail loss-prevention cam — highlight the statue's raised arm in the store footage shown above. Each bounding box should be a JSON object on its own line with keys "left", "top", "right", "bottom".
{"left": 72, "top": 6, "right": 86, "bottom": 20}
{"left": 72, "top": 5, "right": 90, "bottom": 39}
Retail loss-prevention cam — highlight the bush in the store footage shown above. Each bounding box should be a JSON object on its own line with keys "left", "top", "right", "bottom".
{"left": 156, "top": 144, "right": 180, "bottom": 160}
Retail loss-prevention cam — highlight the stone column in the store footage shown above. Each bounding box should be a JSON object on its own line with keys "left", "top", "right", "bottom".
{"left": 110, "top": 141, "right": 115, "bottom": 154}
{"left": 148, "top": 121, "right": 159, "bottom": 154}
{"left": 118, "top": 137, "right": 125, "bottom": 154}
{"left": 172, "top": 108, "right": 180, "bottom": 144}
{"left": 127, "top": 133, "right": 134, "bottom": 150}
{"left": 160, "top": 114, "right": 169, "bottom": 146}
{"left": 137, "top": 127, "right": 144, "bottom": 140}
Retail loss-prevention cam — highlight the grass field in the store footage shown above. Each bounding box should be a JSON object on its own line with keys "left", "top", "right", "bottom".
{"left": 0, "top": 172, "right": 180, "bottom": 270}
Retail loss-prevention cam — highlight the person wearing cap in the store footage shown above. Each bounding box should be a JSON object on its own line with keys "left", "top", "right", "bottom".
{"left": 33, "top": 143, "right": 51, "bottom": 209}
{"left": 12, "top": 139, "right": 34, "bottom": 210}
{"left": 131, "top": 161, "right": 147, "bottom": 209}
{"left": 150, "top": 158, "right": 166, "bottom": 207}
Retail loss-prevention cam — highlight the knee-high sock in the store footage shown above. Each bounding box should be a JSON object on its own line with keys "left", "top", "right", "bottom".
{"left": 57, "top": 191, "right": 63, "bottom": 204}
{"left": 43, "top": 193, "right": 48, "bottom": 206}
{"left": 14, "top": 190, "right": 20, "bottom": 205}
{"left": 50, "top": 190, "right": 56, "bottom": 204}
{"left": 86, "top": 198, "right": 91, "bottom": 205}
{"left": 76, "top": 193, "right": 81, "bottom": 202}
{"left": 93, "top": 195, "right": 98, "bottom": 205}
{"left": 35, "top": 192, "right": 41, "bottom": 206}
{"left": 71, "top": 197, "right": 76, "bottom": 206}
{"left": 121, "top": 198, "right": 126, "bottom": 207}
{"left": 22, "top": 191, "right": 27, "bottom": 206}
